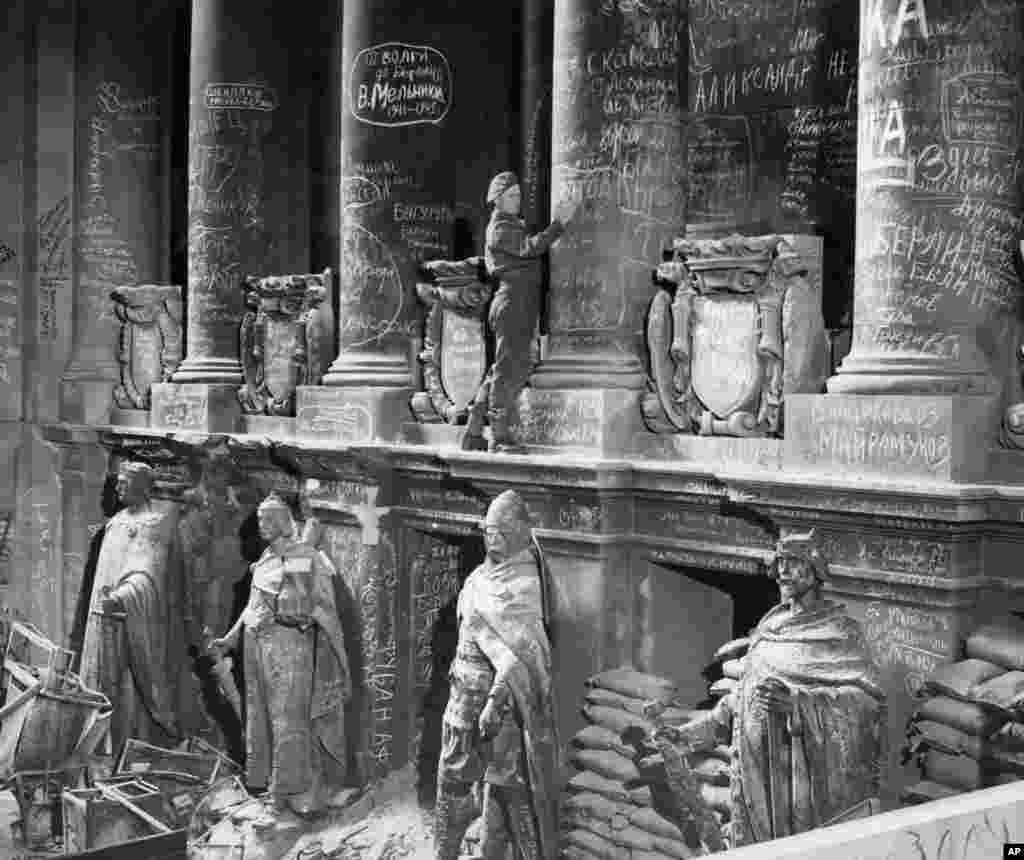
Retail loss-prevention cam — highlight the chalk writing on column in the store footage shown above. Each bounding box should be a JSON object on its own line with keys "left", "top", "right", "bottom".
{"left": 204, "top": 83, "right": 278, "bottom": 112}
{"left": 348, "top": 42, "right": 453, "bottom": 127}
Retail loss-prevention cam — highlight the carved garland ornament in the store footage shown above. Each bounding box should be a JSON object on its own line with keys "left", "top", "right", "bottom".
{"left": 411, "top": 258, "right": 493, "bottom": 425}
{"left": 111, "top": 284, "right": 183, "bottom": 410}
{"left": 238, "top": 269, "right": 330, "bottom": 417}
{"left": 643, "top": 235, "right": 806, "bottom": 437}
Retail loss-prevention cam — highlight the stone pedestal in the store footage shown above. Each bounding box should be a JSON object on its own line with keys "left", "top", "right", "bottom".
{"left": 313, "top": 0, "right": 456, "bottom": 440}
{"left": 784, "top": 394, "right": 999, "bottom": 483}
{"left": 150, "top": 382, "right": 239, "bottom": 433}
{"left": 296, "top": 387, "right": 409, "bottom": 444}
{"left": 530, "top": 0, "right": 685, "bottom": 401}
{"left": 513, "top": 387, "right": 642, "bottom": 456}
{"left": 829, "top": 0, "right": 1024, "bottom": 400}
{"left": 174, "top": 0, "right": 301, "bottom": 385}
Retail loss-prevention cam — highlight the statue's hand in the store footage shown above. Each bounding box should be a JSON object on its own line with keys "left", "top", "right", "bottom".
{"left": 209, "top": 632, "right": 238, "bottom": 656}
{"left": 99, "top": 587, "right": 124, "bottom": 614}
{"left": 478, "top": 697, "right": 503, "bottom": 741}
{"left": 755, "top": 677, "right": 793, "bottom": 715}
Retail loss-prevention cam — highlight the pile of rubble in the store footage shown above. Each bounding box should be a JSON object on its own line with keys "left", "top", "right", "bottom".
{"left": 902, "top": 617, "right": 1024, "bottom": 804}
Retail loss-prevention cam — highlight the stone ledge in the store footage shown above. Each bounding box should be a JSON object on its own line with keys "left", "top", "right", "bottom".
{"left": 717, "top": 779, "right": 1024, "bottom": 860}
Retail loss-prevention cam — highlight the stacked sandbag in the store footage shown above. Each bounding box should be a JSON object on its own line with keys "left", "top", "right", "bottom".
{"left": 902, "top": 618, "right": 1024, "bottom": 805}
{"left": 564, "top": 667, "right": 700, "bottom": 860}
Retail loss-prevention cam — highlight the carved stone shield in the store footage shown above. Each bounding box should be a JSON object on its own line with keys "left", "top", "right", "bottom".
{"left": 128, "top": 325, "right": 162, "bottom": 404}
{"left": 261, "top": 316, "right": 299, "bottom": 406}
{"left": 690, "top": 294, "right": 761, "bottom": 418}
{"left": 440, "top": 311, "right": 486, "bottom": 414}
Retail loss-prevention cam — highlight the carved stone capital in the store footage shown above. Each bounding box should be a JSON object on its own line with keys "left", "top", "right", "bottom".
{"left": 110, "top": 284, "right": 183, "bottom": 410}
{"left": 238, "top": 269, "right": 331, "bottom": 417}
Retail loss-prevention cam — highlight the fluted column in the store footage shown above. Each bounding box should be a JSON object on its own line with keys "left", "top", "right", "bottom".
{"left": 829, "top": 0, "right": 1024, "bottom": 397}
{"left": 156, "top": 0, "right": 308, "bottom": 431}
{"left": 517, "top": 0, "right": 686, "bottom": 452}
{"left": 299, "top": 3, "right": 455, "bottom": 441}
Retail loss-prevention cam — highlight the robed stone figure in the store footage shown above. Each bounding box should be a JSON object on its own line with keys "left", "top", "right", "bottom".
{"left": 434, "top": 490, "right": 559, "bottom": 860}
{"left": 79, "top": 461, "right": 193, "bottom": 755}
{"left": 643, "top": 530, "right": 886, "bottom": 848}
{"left": 212, "top": 493, "right": 351, "bottom": 825}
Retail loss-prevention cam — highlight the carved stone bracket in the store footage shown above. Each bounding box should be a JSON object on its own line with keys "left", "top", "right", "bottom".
{"left": 238, "top": 269, "right": 331, "bottom": 417}
{"left": 111, "top": 284, "right": 183, "bottom": 410}
{"left": 410, "top": 258, "right": 493, "bottom": 425}
{"left": 643, "top": 234, "right": 824, "bottom": 437}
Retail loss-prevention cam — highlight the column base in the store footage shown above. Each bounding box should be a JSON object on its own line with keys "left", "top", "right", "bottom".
{"left": 322, "top": 351, "right": 413, "bottom": 389}
{"left": 784, "top": 393, "right": 1000, "bottom": 483}
{"left": 512, "top": 387, "right": 642, "bottom": 456}
{"left": 295, "top": 386, "right": 412, "bottom": 443}
{"left": 827, "top": 354, "right": 998, "bottom": 396}
{"left": 60, "top": 379, "right": 114, "bottom": 425}
{"left": 529, "top": 352, "right": 646, "bottom": 390}
{"left": 170, "top": 356, "right": 244, "bottom": 386}
{"left": 150, "top": 383, "right": 241, "bottom": 433}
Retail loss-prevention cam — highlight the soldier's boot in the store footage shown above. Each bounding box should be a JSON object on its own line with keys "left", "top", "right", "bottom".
{"left": 434, "top": 781, "right": 476, "bottom": 860}
{"left": 487, "top": 407, "right": 520, "bottom": 454}
{"left": 461, "top": 380, "right": 490, "bottom": 451}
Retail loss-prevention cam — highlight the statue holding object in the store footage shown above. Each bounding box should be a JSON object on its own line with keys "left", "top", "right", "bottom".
{"left": 210, "top": 493, "right": 350, "bottom": 828}
{"left": 628, "top": 530, "right": 885, "bottom": 848}
{"left": 78, "top": 461, "right": 194, "bottom": 755}
{"left": 412, "top": 172, "right": 577, "bottom": 452}
{"left": 434, "top": 490, "right": 559, "bottom": 859}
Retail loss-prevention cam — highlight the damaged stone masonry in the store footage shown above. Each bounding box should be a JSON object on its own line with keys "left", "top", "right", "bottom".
{"left": 5, "top": 0, "right": 1024, "bottom": 857}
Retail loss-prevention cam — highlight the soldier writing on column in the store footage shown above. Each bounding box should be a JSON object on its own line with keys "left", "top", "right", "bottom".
{"left": 463, "top": 172, "right": 577, "bottom": 452}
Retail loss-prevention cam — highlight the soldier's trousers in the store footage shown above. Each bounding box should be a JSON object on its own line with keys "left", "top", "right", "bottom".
{"left": 435, "top": 718, "right": 540, "bottom": 860}
{"left": 487, "top": 285, "right": 539, "bottom": 439}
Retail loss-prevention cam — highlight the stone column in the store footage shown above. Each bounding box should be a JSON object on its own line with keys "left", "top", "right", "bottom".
{"left": 63, "top": 0, "right": 176, "bottom": 425}
{"left": 156, "top": 0, "right": 308, "bottom": 431}
{"left": 300, "top": 4, "right": 455, "bottom": 443}
{"left": 520, "top": 0, "right": 554, "bottom": 235}
{"left": 829, "top": 0, "right": 1024, "bottom": 400}
{"left": 522, "top": 0, "right": 686, "bottom": 454}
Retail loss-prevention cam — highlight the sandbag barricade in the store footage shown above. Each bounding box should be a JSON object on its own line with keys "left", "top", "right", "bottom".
{"left": 902, "top": 617, "right": 1024, "bottom": 805}
{"left": 564, "top": 658, "right": 747, "bottom": 859}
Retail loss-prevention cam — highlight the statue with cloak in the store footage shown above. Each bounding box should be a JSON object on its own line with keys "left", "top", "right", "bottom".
{"left": 211, "top": 492, "right": 351, "bottom": 827}
{"left": 79, "top": 460, "right": 194, "bottom": 756}
{"left": 636, "top": 530, "right": 886, "bottom": 849}
{"left": 434, "top": 489, "right": 560, "bottom": 860}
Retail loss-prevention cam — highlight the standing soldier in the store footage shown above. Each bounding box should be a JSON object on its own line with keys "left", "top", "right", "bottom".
{"left": 434, "top": 490, "right": 559, "bottom": 859}
{"left": 464, "top": 172, "right": 577, "bottom": 452}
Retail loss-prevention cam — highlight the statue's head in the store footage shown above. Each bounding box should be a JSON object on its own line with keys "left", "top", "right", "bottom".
{"left": 115, "top": 461, "right": 154, "bottom": 508}
{"left": 257, "top": 493, "right": 295, "bottom": 543}
{"left": 769, "top": 529, "right": 828, "bottom": 604}
{"left": 480, "top": 490, "right": 531, "bottom": 563}
{"left": 487, "top": 171, "right": 521, "bottom": 216}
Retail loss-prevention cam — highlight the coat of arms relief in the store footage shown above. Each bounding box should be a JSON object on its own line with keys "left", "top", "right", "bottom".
{"left": 643, "top": 235, "right": 828, "bottom": 437}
